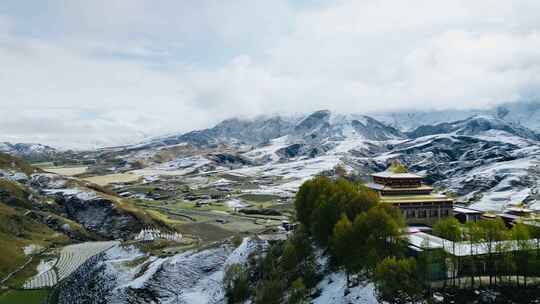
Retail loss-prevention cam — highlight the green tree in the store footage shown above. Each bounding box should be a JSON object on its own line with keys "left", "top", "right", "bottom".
{"left": 465, "top": 221, "right": 482, "bottom": 288}
{"left": 477, "top": 218, "right": 508, "bottom": 286}
{"left": 288, "top": 278, "right": 307, "bottom": 304}
{"left": 343, "top": 183, "right": 378, "bottom": 221}
{"left": 352, "top": 204, "right": 406, "bottom": 270}
{"left": 374, "top": 257, "right": 421, "bottom": 304}
{"left": 223, "top": 264, "right": 250, "bottom": 303}
{"left": 254, "top": 278, "right": 284, "bottom": 304}
{"left": 433, "top": 217, "right": 462, "bottom": 286}
{"left": 281, "top": 240, "right": 300, "bottom": 277}
{"left": 494, "top": 229, "right": 511, "bottom": 285}
{"left": 294, "top": 176, "right": 335, "bottom": 228}
{"left": 310, "top": 195, "right": 341, "bottom": 246}
{"left": 510, "top": 223, "right": 532, "bottom": 287}
{"left": 331, "top": 215, "right": 355, "bottom": 285}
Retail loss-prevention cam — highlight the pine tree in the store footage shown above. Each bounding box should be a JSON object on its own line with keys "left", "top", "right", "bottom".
{"left": 331, "top": 215, "right": 355, "bottom": 285}
{"left": 433, "top": 217, "right": 462, "bottom": 286}
{"left": 374, "top": 257, "right": 421, "bottom": 304}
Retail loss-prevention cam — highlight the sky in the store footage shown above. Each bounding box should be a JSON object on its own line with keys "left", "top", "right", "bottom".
{"left": 1, "top": 0, "right": 540, "bottom": 149}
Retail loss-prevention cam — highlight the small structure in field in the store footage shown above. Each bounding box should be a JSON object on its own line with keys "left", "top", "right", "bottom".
{"left": 134, "top": 228, "right": 182, "bottom": 242}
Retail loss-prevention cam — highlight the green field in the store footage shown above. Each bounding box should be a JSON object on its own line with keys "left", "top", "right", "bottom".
{"left": 238, "top": 193, "right": 281, "bottom": 203}
{"left": 0, "top": 289, "right": 49, "bottom": 304}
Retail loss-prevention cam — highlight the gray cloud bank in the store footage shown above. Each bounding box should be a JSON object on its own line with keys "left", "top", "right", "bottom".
{"left": 1, "top": 0, "right": 540, "bottom": 149}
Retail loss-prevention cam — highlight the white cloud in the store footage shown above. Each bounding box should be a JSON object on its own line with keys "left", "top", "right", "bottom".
{"left": 1, "top": 0, "right": 540, "bottom": 148}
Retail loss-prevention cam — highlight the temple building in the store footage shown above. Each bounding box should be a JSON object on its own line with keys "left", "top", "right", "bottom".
{"left": 367, "top": 171, "right": 454, "bottom": 225}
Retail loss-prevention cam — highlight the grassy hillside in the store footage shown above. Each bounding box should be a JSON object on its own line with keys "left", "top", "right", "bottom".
{"left": 0, "top": 202, "right": 68, "bottom": 280}
{"left": 0, "top": 153, "right": 38, "bottom": 176}
{"left": 0, "top": 289, "right": 49, "bottom": 304}
{"left": 0, "top": 179, "right": 36, "bottom": 210}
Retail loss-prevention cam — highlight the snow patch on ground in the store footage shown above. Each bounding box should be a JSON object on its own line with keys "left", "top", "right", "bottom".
{"left": 230, "top": 155, "right": 341, "bottom": 196}
{"left": 0, "top": 169, "right": 29, "bottom": 182}
{"left": 313, "top": 272, "right": 379, "bottom": 304}
{"left": 102, "top": 246, "right": 147, "bottom": 293}
{"left": 224, "top": 199, "right": 249, "bottom": 209}
{"left": 225, "top": 237, "right": 262, "bottom": 266}
{"left": 244, "top": 135, "right": 290, "bottom": 162}
{"left": 476, "top": 130, "right": 534, "bottom": 147}
{"left": 125, "top": 257, "right": 167, "bottom": 289}
{"left": 44, "top": 188, "right": 98, "bottom": 201}
{"left": 36, "top": 259, "right": 57, "bottom": 275}
{"left": 23, "top": 244, "right": 43, "bottom": 256}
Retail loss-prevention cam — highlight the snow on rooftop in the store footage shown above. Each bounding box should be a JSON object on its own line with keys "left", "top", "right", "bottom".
{"left": 453, "top": 207, "right": 483, "bottom": 214}
{"left": 407, "top": 231, "right": 540, "bottom": 257}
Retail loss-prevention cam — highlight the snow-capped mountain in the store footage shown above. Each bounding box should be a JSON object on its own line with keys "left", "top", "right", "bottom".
{"left": 0, "top": 142, "right": 58, "bottom": 160}
{"left": 13, "top": 109, "right": 538, "bottom": 213}
{"left": 372, "top": 100, "right": 540, "bottom": 132}
{"left": 406, "top": 115, "right": 539, "bottom": 141}
{"left": 118, "top": 111, "right": 540, "bottom": 213}
{"left": 139, "top": 110, "right": 402, "bottom": 150}
{"left": 361, "top": 115, "right": 540, "bottom": 211}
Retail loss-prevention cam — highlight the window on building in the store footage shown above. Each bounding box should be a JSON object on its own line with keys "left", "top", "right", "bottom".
{"left": 442, "top": 209, "right": 450, "bottom": 217}
{"left": 430, "top": 209, "right": 439, "bottom": 218}
{"left": 418, "top": 210, "right": 427, "bottom": 218}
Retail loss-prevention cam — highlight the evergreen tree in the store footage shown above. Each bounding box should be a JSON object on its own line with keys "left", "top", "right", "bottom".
{"left": 294, "top": 176, "right": 335, "bottom": 228}
{"left": 477, "top": 218, "right": 507, "bottom": 286}
{"left": 331, "top": 215, "right": 355, "bottom": 285}
{"left": 433, "top": 217, "right": 462, "bottom": 286}
{"left": 374, "top": 257, "right": 422, "bottom": 304}
{"left": 352, "top": 204, "right": 406, "bottom": 271}
{"left": 288, "top": 278, "right": 307, "bottom": 304}
{"left": 254, "top": 278, "right": 284, "bottom": 304}
{"left": 223, "top": 264, "right": 250, "bottom": 303}
{"left": 511, "top": 223, "right": 532, "bottom": 287}
{"left": 465, "top": 221, "right": 482, "bottom": 288}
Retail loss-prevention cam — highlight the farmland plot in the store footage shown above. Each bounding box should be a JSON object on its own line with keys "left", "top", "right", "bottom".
{"left": 23, "top": 241, "right": 119, "bottom": 289}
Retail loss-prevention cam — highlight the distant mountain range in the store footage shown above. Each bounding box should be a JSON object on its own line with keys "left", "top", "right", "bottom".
{"left": 0, "top": 142, "right": 58, "bottom": 161}
{"left": 3, "top": 102, "right": 540, "bottom": 213}
{"left": 372, "top": 100, "right": 540, "bottom": 132}
{"left": 100, "top": 109, "right": 538, "bottom": 212}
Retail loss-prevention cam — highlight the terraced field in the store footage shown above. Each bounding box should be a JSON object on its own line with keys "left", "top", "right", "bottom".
{"left": 23, "top": 241, "right": 119, "bottom": 289}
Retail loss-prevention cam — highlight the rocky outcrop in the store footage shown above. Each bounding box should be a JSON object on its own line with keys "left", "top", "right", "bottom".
{"left": 52, "top": 194, "right": 145, "bottom": 240}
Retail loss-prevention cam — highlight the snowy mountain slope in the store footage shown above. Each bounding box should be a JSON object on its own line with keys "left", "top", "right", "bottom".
{"left": 112, "top": 111, "right": 540, "bottom": 212}
{"left": 371, "top": 100, "right": 540, "bottom": 132}
{"left": 17, "top": 108, "right": 535, "bottom": 213}
{"left": 373, "top": 120, "right": 540, "bottom": 211}
{"left": 57, "top": 238, "right": 266, "bottom": 304}
{"left": 406, "top": 115, "right": 539, "bottom": 141}
{"left": 134, "top": 110, "right": 402, "bottom": 151}
{"left": 0, "top": 142, "right": 58, "bottom": 160}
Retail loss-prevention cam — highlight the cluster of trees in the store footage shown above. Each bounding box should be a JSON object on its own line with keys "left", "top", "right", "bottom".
{"left": 226, "top": 175, "right": 540, "bottom": 304}
{"left": 224, "top": 227, "right": 320, "bottom": 304}
{"left": 295, "top": 176, "right": 423, "bottom": 302}
{"left": 432, "top": 217, "right": 540, "bottom": 288}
